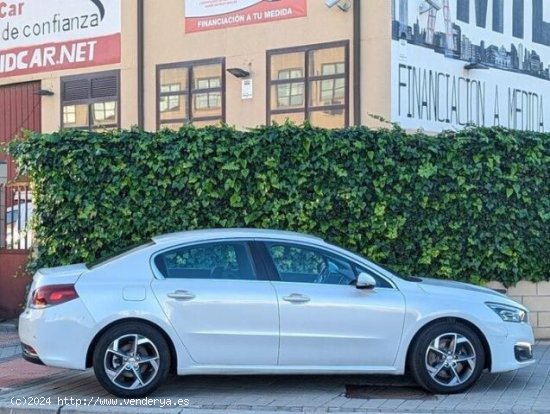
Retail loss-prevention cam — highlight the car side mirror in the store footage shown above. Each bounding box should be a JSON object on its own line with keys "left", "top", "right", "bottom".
{"left": 356, "top": 272, "right": 377, "bottom": 290}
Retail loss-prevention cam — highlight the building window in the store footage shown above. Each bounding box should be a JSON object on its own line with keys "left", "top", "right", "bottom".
{"left": 157, "top": 58, "right": 225, "bottom": 130}
{"left": 62, "top": 105, "right": 77, "bottom": 125}
{"left": 277, "top": 68, "right": 304, "bottom": 107}
{"left": 195, "top": 77, "right": 222, "bottom": 110}
{"left": 267, "top": 41, "right": 349, "bottom": 128}
{"left": 160, "top": 84, "right": 181, "bottom": 112}
{"left": 320, "top": 63, "right": 345, "bottom": 103}
{"left": 60, "top": 70, "right": 120, "bottom": 130}
{"left": 92, "top": 101, "right": 117, "bottom": 125}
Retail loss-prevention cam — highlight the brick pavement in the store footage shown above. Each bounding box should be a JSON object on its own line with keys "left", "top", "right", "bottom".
{"left": 0, "top": 323, "right": 549, "bottom": 413}
{"left": 0, "top": 331, "right": 19, "bottom": 363}
{"left": 0, "top": 322, "right": 64, "bottom": 391}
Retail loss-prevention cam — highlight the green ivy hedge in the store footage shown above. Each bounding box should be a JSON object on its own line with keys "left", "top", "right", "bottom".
{"left": 7, "top": 124, "right": 549, "bottom": 286}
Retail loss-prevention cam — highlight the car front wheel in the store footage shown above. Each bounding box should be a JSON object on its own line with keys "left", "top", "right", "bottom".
{"left": 92, "top": 322, "right": 170, "bottom": 398}
{"left": 409, "top": 321, "right": 485, "bottom": 394}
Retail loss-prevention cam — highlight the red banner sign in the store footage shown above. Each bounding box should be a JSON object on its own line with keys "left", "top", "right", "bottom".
{"left": 0, "top": 34, "right": 120, "bottom": 79}
{"left": 185, "top": 0, "right": 307, "bottom": 33}
{"left": 0, "top": 0, "right": 121, "bottom": 78}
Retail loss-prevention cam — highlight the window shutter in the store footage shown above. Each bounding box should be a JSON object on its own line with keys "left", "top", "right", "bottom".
{"left": 62, "top": 78, "right": 90, "bottom": 102}
{"left": 91, "top": 75, "right": 118, "bottom": 99}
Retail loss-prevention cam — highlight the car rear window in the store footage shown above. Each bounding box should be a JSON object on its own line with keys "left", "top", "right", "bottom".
{"left": 89, "top": 241, "right": 155, "bottom": 269}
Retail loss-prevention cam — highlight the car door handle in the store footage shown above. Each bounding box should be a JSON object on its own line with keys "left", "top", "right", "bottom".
{"left": 282, "top": 294, "right": 310, "bottom": 304}
{"left": 167, "top": 290, "right": 196, "bottom": 301}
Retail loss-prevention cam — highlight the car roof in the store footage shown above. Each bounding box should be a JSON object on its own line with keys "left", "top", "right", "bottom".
{"left": 151, "top": 228, "right": 324, "bottom": 245}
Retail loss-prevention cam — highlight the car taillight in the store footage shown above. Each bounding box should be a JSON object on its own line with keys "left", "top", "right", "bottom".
{"left": 31, "top": 284, "right": 79, "bottom": 309}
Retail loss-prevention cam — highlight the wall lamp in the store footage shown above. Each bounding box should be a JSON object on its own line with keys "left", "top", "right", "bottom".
{"left": 464, "top": 62, "right": 489, "bottom": 70}
{"left": 35, "top": 89, "right": 54, "bottom": 96}
{"left": 324, "top": 0, "right": 351, "bottom": 11}
{"left": 227, "top": 68, "right": 250, "bottom": 78}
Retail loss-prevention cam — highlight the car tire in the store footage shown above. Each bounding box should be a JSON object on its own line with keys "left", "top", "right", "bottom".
{"left": 93, "top": 322, "right": 170, "bottom": 398}
{"left": 409, "top": 321, "right": 485, "bottom": 394}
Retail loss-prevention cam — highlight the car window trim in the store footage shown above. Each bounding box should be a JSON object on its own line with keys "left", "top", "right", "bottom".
{"left": 255, "top": 238, "right": 397, "bottom": 289}
{"left": 149, "top": 238, "right": 270, "bottom": 281}
{"left": 250, "top": 241, "right": 280, "bottom": 282}
{"left": 248, "top": 241, "right": 278, "bottom": 281}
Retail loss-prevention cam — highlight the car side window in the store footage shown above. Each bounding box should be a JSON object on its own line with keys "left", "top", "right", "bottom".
{"left": 154, "top": 242, "right": 256, "bottom": 280}
{"left": 266, "top": 243, "right": 356, "bottom": 285}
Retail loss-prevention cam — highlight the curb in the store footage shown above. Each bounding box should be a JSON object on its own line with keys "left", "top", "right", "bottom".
{"left": 0, "top": 405, "right": 282, "bottom": 414}
{"left": 0, "top": 405, "right": 60, "bottom": 414}
{"left": 1, "top": 406, "right": 548, "bottom": 414}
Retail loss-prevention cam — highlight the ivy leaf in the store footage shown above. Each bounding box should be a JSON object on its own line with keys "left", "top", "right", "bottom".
{"left": 5, "top": 125, "right": 547, "bottom": 288}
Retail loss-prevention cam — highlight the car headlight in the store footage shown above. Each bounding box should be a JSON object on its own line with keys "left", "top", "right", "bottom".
{"left": 486, "top": 302, "right": 527, "bottom": 323}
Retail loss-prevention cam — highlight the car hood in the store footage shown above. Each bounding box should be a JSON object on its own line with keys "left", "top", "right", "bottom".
{"left": 418, "top": 277, "right": 503, "bottom": 296}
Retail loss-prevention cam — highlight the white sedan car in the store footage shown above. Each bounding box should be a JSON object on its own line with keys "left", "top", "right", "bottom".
{"left": 19, "top": 229, "right": 535, "bottom": 397}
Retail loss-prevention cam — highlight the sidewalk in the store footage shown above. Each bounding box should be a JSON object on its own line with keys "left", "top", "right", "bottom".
{"left": 0, "top": 320, "right": 19, "bottom": 361}
{"left": 1, "top": 321, "right": 549, "bottom": 413}
{"left": 0, "top": 320, "right": 66, "bottom": 394}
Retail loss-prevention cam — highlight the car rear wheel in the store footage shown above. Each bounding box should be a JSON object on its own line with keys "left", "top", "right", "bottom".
{"left": 409, "top": 321, "right": 485, "bottom": 394}
{"left": 93, "top": 322, "right": 170, "bottom": 397}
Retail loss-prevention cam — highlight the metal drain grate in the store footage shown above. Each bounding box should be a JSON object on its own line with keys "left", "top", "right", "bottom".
{"left": 345, "top": 384, "right": 436, "bottom": 400}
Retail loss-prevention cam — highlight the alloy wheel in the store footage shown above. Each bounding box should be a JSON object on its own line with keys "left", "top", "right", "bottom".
{"left": 425, "top": 332, "right": 477, "bottom": 387}
{"left": 103, "top": 334, "right": 160, "bottom": 390}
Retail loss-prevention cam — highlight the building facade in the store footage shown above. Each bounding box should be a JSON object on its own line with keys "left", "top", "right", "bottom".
{"left": 0, "top": 0, "right": 390, "bottom": 153}
{"left": 1, "top": 0, "right": 550, "bottom": 183}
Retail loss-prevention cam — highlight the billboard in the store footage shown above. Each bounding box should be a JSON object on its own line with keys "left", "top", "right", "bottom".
{"left": 0, "top": 0, "right": 121, "bottom": 79}
{"left": 391, "top": 0, "right": 550, "bottom": 132}
{"left": 185, "top": 0, "right": 307, "bottom": 33}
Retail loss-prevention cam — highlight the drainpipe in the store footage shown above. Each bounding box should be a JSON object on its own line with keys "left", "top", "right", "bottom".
{"left": 353, "top": 0, "right": 361, "bottom": 126}
{"left": 137, "top": 0, "right": 145, "bottom": 129}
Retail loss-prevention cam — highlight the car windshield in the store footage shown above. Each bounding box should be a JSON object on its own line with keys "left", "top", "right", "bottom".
{"left": 89, "top": 241, "right": 155, "bottom": 269}
{"left": 370, "top": 261, "right": 422, "bottom": 282}
{"left": 344, "top": 247, "right": 422, "bottom": 282}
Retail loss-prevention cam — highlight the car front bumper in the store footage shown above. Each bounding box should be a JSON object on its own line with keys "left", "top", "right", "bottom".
{"left": 488, "top": 321, "right": 536, "bottom": 373}
{"left": 18, "top": 298, "right": 97, "bottom": 370}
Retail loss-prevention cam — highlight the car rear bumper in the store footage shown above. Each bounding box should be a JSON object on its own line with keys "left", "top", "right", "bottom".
{"left": 21, "top": 343, "right": 45, "bottom": 365}
{"left": 488, "top": 321, "right": 536, "bottom": 373}
{"left": 18, "top": 298, "right": 97, "bottom": 370}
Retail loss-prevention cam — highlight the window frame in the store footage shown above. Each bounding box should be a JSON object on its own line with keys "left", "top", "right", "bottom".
{"left": 62, "top": 104, "right": 77, "bottom": 125}
{"left": 276, "top": 68, "right": 305, "bottom": 108}
{"left": 320, "top": 62, "right": 346, "bottom": 104}
{"left": 266, "top": 41, "right": 350, "bottom": 127}
{"left": 91, "top": 101, "right": 118, "bottom": 124}
{"left": 159, "top": 83, "right": 182, "bottom": 113}
{"left": 194, "top": 76, "right": 222, "bottom": 111}
{"left": 156, "top": 58, "right": 226, "bottom": 130}
{"left": 60, "top": 70, "right": 120, "bottom": 131}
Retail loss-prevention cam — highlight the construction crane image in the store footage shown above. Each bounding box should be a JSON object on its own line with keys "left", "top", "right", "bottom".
{"left": 419, "top": 0, "right": 455, "bottom": 51}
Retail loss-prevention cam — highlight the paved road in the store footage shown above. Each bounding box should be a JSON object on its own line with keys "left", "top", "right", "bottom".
{"left": 1, "top": 324, "right": 549, "bottom": 413}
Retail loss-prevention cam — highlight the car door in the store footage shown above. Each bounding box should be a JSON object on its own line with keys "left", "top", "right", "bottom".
{"left": 151, "top": 240, "right": 279, "bottom": 366}
{"left": 261, "top": 241, "right": 406, "bottom": 368}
